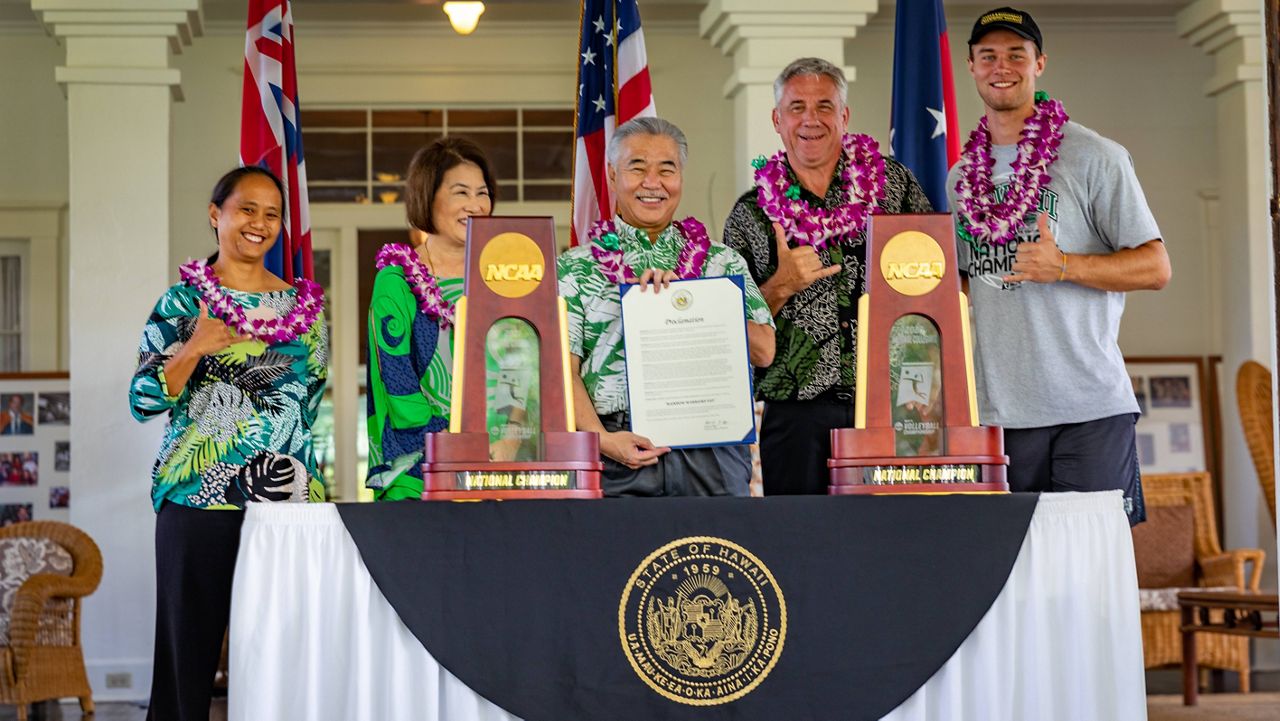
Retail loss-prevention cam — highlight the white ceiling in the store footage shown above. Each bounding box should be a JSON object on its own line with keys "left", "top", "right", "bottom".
{"left": 0, "top": 1, "right": 1191, "bottom": 31}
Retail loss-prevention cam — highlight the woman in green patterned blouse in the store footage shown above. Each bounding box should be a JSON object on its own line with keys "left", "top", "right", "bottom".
{"left": 366, "top": 138, "right": 537, "bottom": 500}
{"left": 130, "top": 166, "right": 328, "bottom": 721}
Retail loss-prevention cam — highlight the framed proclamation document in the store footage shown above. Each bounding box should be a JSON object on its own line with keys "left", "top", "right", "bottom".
{"left": 619, "top": 276, "right": 756, "bottom": 448}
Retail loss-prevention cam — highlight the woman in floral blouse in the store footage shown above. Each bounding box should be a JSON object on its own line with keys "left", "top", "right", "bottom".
{"left": 130, "top": 166, "right": 327, "bottom": 721}
{"left": 365, "top": 138, "right": 537, "bottom": 500}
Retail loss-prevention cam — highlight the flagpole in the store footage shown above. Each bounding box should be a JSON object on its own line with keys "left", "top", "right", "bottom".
{"left": 569, "top": 0, "right": 588, "bottom": 247}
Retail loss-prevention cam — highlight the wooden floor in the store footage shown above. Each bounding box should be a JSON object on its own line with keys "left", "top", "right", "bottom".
{"left": 1148, "top": 693, "right": 1280, "bottom": 721}
{"left": 0, "top": 700, "right": 222, "bottom": 721}
{"left": 2, "top": 696, "right": 1279, "bottom": 721}
{"left": 0, "top": 687, "right": 1275, "bottom": 720}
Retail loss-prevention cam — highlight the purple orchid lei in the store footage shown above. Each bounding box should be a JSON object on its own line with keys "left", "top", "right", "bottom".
{"left": 588, "top": 217, "right": 711, "bottom": 285}
{"left": 178, "top": 259, "right": 324, "bottom": 344}
{"left": 954, "top": 95, "right": 1069, "bottom": 246}
{"left": 752, "top": 133, "right": 886, "bottom": 252}
{"left": 374, "top": 244, "right": 456, "bottom": 329}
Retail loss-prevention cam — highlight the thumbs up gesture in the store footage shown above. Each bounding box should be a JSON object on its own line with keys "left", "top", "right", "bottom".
{"left": 1004, "top": 213, "right": 1066, "bottom": 285}
{"left": 771, "top": 222, "right": 842, "bottom": 295}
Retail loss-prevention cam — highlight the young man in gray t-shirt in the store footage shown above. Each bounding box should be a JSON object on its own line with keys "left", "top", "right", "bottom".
{"left": 947, "top": 7, "right": 1171, "bottom": 522}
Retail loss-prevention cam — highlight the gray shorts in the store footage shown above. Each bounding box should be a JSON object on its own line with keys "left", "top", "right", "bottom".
{"left": 1003, "top": 412, "right": 1145, "bottom": 525}
{"left": 598, "top": 412, "right": 752, "bottom": 498}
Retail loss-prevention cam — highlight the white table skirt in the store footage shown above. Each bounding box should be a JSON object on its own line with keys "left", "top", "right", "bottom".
{"left": 228, "top": 491, "right": 1145, "bottom": 721}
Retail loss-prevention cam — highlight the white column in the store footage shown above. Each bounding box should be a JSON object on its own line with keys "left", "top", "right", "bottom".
{"left": 30, "top": 0, "right": 200, "bottom": 701}
{"left": 1177, "top": 0, "right": 1277, "bottom": 628}
{"left": 700, "top": 0, "right": 879, "bottom": 191}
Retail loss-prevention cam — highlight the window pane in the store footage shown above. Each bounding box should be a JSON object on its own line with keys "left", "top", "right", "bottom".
{"left": 372, "top": 131, "right": 441, "bottom": 182}
{"left": 373, "top": 110, "right": 443, "bottom": 128}
{"left": 449, "top": 109, "right": 517, "bottom": 128}
{"left": 0, "top": 334, "right": 18, "bottom": 373}
{"left": 301, "top": 110, "right": 365, "bottom": 128}
{"left": 523, "top": 109, "right": 574, "bottom": 127}
{"left": 309, "top": 185, "right": 368, "bottom": 204}
{"left": 313, "top": 249, "right": 332, "bottom": 292}
{"left": 313, "top": 388, "right": 337, "bottom": 498}
{"left": 306, "top": 132, "right": 366, "bottom": 181}
{"left": 0, "top": 257, "right": 19, "bottom": 331}
{"left": 522, "top": 184, "right": 571, "bottom": 201}
{"left": 496, "top": 183, "right": 520, "bottom": 203}
{"left": 524, "top": 131, "right": 574, "bottom": 180}
{"left": 453, "top": 131, "right": 518, "bottom": 180}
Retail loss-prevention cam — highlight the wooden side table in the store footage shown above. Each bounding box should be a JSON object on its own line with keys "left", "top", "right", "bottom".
{"left": 1178, "top": 589, "right": 1279, "bottom": 706}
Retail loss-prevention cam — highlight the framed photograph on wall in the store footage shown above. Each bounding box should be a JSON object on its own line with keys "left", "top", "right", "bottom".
{"left": 0, "top": 373, "right": 70, "bottom": 523}
{"left": 1124, "top": 357, "right": 1214, "bottom": 476}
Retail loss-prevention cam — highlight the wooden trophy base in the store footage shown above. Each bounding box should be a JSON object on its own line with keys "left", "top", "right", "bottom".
{"left": 422, "top": 431, "right": 603, "bottom": 500}
{"left": 829, "top": 425, "right": 1009, "bottom": 495}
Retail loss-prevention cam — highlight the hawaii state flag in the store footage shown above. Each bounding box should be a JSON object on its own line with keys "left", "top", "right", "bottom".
{"left": 241, "top": 0, "right": 313, "bottom": 282}
{"left": 570, "top": 0, "right": 657, "bottom": 246}
{"left": 890, "top": 0, "right": 960, "bottom": 211}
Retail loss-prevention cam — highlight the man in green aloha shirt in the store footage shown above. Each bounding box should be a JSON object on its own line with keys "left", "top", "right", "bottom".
{"left": 557, "top": 117, "right": 776, "bottom": 496}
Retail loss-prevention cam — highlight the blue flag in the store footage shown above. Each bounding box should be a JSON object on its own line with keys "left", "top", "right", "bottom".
{"left": 890, "top": 0, "right": 960, "bottom": 210}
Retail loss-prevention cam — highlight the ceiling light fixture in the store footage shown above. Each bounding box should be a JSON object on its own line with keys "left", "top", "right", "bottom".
{"left": 442, "top": 2, "right": 485, "bottom": 35}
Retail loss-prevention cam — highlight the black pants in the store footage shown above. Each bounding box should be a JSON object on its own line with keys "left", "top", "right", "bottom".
{"left": 1004, "top": 413, "right": 1146, "bottom": 525}
{"left": 148, "top": 502, "right": 245, "bottom": 721}
{"left": 760, "top": 398, "right": 855, "bottom": 495}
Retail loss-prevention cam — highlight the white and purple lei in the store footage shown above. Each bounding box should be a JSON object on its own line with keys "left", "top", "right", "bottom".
{"left": 374, "top": 243, "right": 456, "bottom": 329}
{"left": 179, "top": 259, "right": 324, "bottom": 344}
{"left": 588, "top": 218, "right": 710, "bottom": 285}
{"left": 954, "top": 94, "right": 1068, "bottom": 246}
{"left": 752, "top": 133, "right": 886, "bottom": 252}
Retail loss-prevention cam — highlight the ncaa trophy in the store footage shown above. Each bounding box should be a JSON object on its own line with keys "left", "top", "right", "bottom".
{"left": 828, "top": 214, "right": 1008, "bottom": 494}
{"left": 422, "top": 216, "right": 603, "bottom": 499}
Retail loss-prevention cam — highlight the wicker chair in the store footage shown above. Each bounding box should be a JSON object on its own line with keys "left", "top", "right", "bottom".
{"left": 1136, "top": 472, "right": 1265, "bottom": 692}
{"left": 1236, "top": 360, "right": 1276, "bottom": 525}
{"left": 0, "top": 521, "right": 102, "bottom": 721}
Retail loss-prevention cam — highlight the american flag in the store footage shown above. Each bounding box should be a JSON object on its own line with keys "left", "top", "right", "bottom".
{"left": 570, "top": 0, "right": 656, "bottom": 246}
{"left": 241, "top": 0, "right": 313, "bottom": 282}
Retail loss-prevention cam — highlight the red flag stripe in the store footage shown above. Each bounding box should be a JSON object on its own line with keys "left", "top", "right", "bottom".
{"left": 617, "top": 70, "right": 653, "bottom": 122}
{"left": 939, "top": 30, "right": 960, "bottom": 165}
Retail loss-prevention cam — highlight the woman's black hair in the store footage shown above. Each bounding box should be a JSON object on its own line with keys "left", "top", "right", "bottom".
{"left": 207, "top": 165, "right": 286, "bottom": 263}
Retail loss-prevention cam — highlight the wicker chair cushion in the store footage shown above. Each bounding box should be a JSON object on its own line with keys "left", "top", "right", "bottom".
{"left": 0, "top": 537, "right": 73, "bottom": 644}
{"left": 1139, "top": 586, "right": 1238, "bottom": 612}
{"left": 1132, "top": 504, "right": 1195, "bottom": 588}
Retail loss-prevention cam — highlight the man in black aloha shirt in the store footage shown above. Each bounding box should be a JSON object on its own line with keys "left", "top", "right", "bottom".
{"left": 723, "top": 57, "right": 932, "bottom": 495}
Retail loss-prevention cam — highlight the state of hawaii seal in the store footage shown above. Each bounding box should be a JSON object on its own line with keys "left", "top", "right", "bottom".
{"left": 618, "top": 536, "right": 786, "bottom": 706}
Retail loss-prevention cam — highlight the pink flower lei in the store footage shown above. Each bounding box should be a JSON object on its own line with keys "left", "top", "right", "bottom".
{"left": 588, "top": 218, "right": 711, "bottom": 285}
{"left": 954, "top": 94, "right": 1069, "bottom": 246}
{"left": 374, "top": 244, "right": 456, "bottom": 329}
{"left": 178, "top": 259, "right": 324, "bottom": 344}
{"left": 752, "top": 133, "right": 886, "bottom": 252}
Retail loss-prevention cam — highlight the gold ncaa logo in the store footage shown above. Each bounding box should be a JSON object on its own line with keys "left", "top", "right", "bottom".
{"left": 619, "top": 536, "right": 786, "bottom": 706}
{"left": 478, "top": 232, "right": 545, "bottom": 298}
{"left": 880, "top": 230, "right": 946, "bottom": 297}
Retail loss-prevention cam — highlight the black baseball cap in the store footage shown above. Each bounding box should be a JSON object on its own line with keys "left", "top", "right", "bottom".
{"left": 968, "top": 7, "right": 1043, "bottom": 52}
